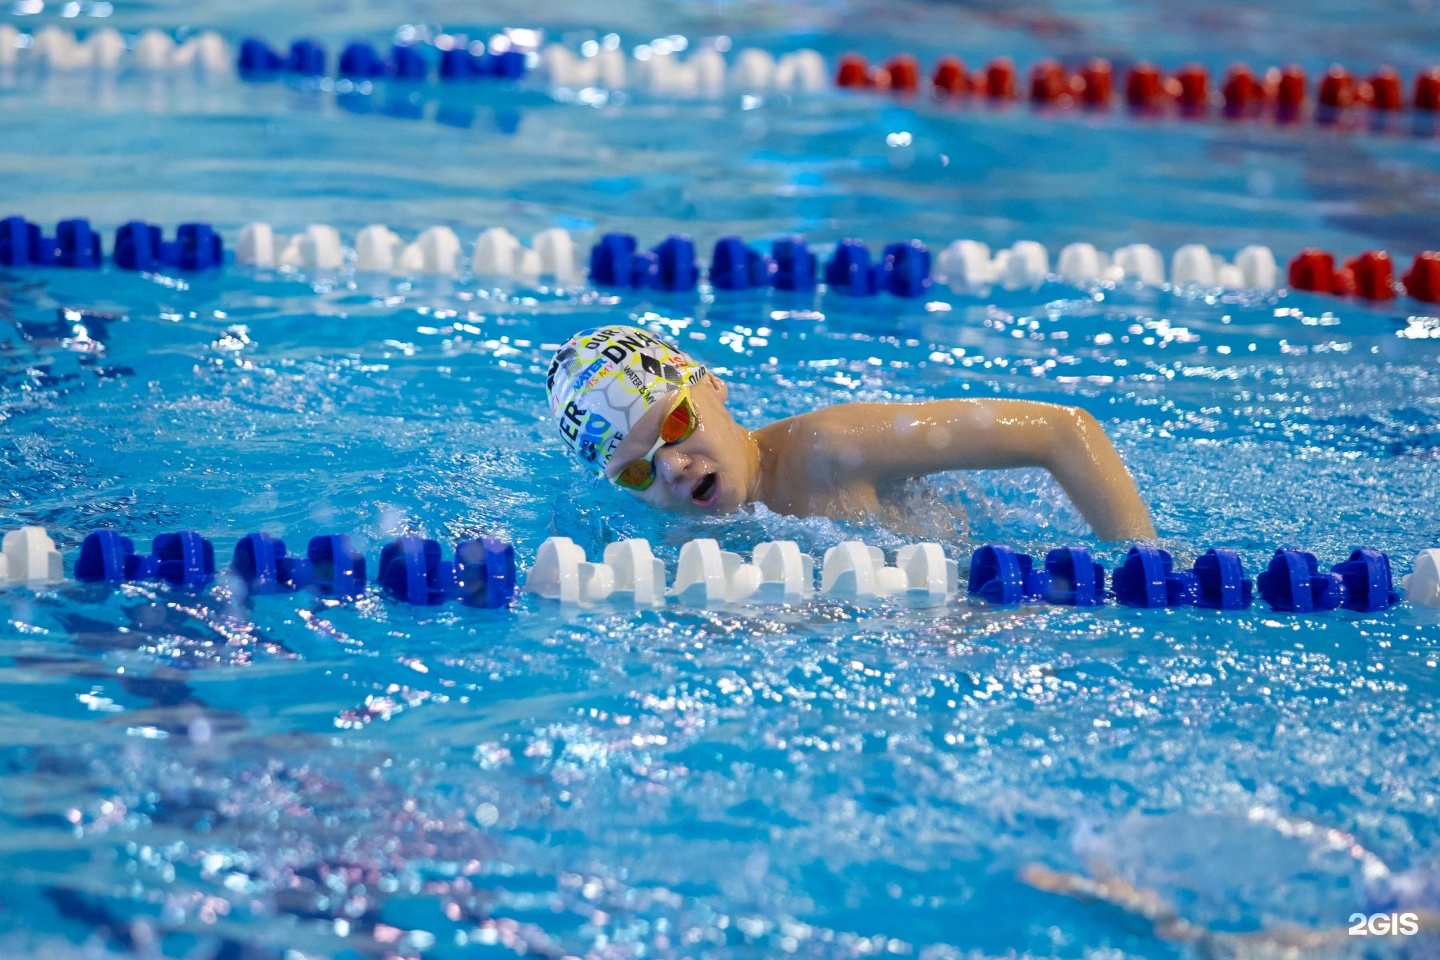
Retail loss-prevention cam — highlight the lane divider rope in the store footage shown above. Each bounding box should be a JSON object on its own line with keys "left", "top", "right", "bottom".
{"left": 836, "top": 53, "right": 1440, "bottom": 118}
{"left": 9, "top": 25, "right": 1440, "bottom": 131}
{"left": 0, "top": 526, "right": 1435, "bottom": 611}
{"left": 4, "top": 214, "right": 1439, "bottom": 305}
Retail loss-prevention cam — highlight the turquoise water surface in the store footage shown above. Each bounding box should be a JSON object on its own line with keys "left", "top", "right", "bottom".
{"left": 1, "top": 1, "right": 1439, "bottom": 958}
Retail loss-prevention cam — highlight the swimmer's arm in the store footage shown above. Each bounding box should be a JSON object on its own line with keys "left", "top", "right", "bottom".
{"left": 815, "top": 399, "right": 1157, "bottom": 541}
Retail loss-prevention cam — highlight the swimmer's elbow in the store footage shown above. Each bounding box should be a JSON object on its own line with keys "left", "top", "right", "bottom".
{"left": 1042, "top": 405, "right": 1105, "bottom": 463}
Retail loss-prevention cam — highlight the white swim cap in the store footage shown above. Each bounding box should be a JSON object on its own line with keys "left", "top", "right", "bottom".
{"left": 546, "top": 325, "right": 707, "bottom": 474}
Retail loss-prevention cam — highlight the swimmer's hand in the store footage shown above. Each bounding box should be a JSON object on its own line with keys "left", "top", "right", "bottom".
{"left": 800, "top": 399, "right": 1157, "bottom": 541}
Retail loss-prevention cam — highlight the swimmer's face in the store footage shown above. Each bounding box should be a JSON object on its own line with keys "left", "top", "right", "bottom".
{"left": 604, "top": 373, "right": 752, "bottom": 513}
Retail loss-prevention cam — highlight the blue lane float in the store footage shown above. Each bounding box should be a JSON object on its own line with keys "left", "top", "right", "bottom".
{"left": 438, "top": 46, "right": 527, "bottom": 81}
{"left": 965, "top": 543, "right": 1319, "bottom": 613}
{"left": 588, "top": 232, "right": 920, "bottom": 295}
{"left": 825, "top": 239, "right": 883, "bottom": 296}
{"left": 966, "top": 544, "right": 1046, "bottom": 604}
{"left": 114, "top": 221, "right": 224, "bottom": 271}
{"left": 589, "top": 233, "right": 699, "bottom": 292}
{"left": 230, "top": 532, "right": 317, "bottom": 594}
{"left": 0, "top": 217, "right": 102, "bottom": 269}
{"left": 1332, "top": 547, "right": 1401, "bottom": 612}
{"left": 966, "top": 544, "right": 1105, "bottom": 606}
{"left": 773, "top": 237, "right": 817, "bottom": 291}
{"left": 338, "top": 42, "right": 429, "bottom": 81}
{"left": 822, "top": 238, "right": 934, "bottom": 298}
{"left": 1193, "top": 548, "right": 1253, "bottom": 610}
{"left": 652, "top": 235, "right": 698, "bottom": 291}
{"left": 338, "top": 41, "right": 385, "bottom": 79}
{"left": 0, "top": 217, "right": 48, "bottom": 267}
{"left": 1041, "top": 546, "right": 1105, "bottom": 606}
{"left": 286, "top": 39, "right": 326, "bottom": 76}
{"left": 589, "top": 232, "right": 639, "bottom": 287}
{"left": 75, "top": 530, "right": 216, "bottom": 590}
{"left": 710, "top": 237, "right": 775, "bottom": 290}
{"left": 1257, "top": 548, "right": 1344, "bottom": 612}
{"left": 237, "top": 38, "right": 285, "bottom": 76}
{"left": 377, "top": 536, "right": 515, "bottom": 607}
{"left": 56, "top": 219, "right": 103, "bottom": 268}
{"left": 74, "top": 527, "right": 508, "bottom": 607}
{"left": 1111, "top": 545, "right": 1198, "bottom": 608}
{"left": 306, "top": 534, "right": 369, "bottom": 599}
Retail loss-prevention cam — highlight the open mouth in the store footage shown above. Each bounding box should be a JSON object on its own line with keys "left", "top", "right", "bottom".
{"left": 691, "top": 472, "right": 719, "bottom": 506}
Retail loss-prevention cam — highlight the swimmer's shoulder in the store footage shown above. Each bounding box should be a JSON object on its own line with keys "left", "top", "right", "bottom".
{"left": 758, "top": 402, "right": 908, "bottom": 440}
{"left": 754, "top": 406, "right": 886, "bottom": 512}
{"left": 755, "top": 403, "right": 898, "bottom": 472}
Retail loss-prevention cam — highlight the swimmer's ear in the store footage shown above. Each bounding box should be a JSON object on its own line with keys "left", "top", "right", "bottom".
{"left": 702, "top": 371, "right": 728, "bottom": 403}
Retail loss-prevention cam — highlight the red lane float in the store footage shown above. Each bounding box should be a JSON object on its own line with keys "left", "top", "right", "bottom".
{"left": 1289, "top": 248, "right": 1440, "bottom": 302}
{"left": 879, "top": 54, "right": 920, "bottom": 93}
{"left": 931, "top": 56, "right": 968, "bottom": 95}
{"left": 1404, "top": 252, "right": 1440, "bottom": 301}
{"left": 839, "top": 51, "right": 1440, "bottom": 137}
{"left": 1080, "top": 59, "right": 1113, "bottom": 105}
{"left": 983, "top": 57, "right": 1017, "bottom": 99}
{"left": 1417, "top": 68, "right": 1440, "bottom": 110}
{"left": 1173, "top": 64, "right": 1209, "bottom": 113}
{"left": 1126, "top": 62, "right": 1164, "bottom": 109}
{"left": 835, "top": 53, "right": 871, "bottom": 88}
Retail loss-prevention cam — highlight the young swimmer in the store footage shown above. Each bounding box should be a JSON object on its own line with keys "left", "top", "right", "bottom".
{"left": 546, "top": 325, "right": 1156, "bottom": 541}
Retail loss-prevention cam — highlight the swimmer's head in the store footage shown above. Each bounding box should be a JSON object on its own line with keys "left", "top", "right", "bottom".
{"left": 545, "top": 325, "right": 708, "bottom": 475}
{"left": 545, "top": 326, "right": 757, "bottom": 513}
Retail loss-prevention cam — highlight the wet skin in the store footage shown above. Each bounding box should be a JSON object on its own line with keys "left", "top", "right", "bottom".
{"left": 604, "top": 373, "right": 1157, "bottom": 542}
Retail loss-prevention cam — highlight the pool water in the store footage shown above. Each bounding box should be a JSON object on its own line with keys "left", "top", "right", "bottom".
{"left": 2, "top": 1, "right": 1439, "bottom": 958}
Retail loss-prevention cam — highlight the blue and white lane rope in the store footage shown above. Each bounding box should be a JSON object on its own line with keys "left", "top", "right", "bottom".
{"left": 1, "top": 525, "right": 1436, "bottom": 612}
{"left": 1, "top": 213, "right": 1287, "bottom": 297}
{"left": 17, "top": 214, "right": 1440, "bottom": 305}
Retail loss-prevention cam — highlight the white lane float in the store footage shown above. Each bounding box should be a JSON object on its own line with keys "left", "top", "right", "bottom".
{"left": 134, "top": 30, "right": 178, "bottom": 70}
{"left": 940, "top": 236, "right": 1280, "bottom": 292}
{"left": 1403, "top": 549, "right": 1440, "bottom": 607}
{"left": 523, "top": 536, "right": 816, "bottom": 607}
{"left": 237, "top": 222, "right": 277, "bottom": 269}
{"left": 524, "top": 536, "right": 617, "bottom": 605}
{"left": 820, "top": 541, "right": 956, "bottom": 604}
{"left": 0, "top": 25, "right": 20, "bottom": 68}
{"left": 355, "top": 224, "right": 404, "bottom": 272}
{"left": 1057, "top": 242, "right": 1105, "bottom": 282}
{"left": 730, "top": 49, "right": 776, "bottom": 90}
{"left": 775, "top": 50, "right": 828, "bottom": 92}
{"left": 523, "top": 537, "right": 667, "bottom": 607}
{"left": 533, "top": 227, "right": 580, "bottom": 284}
{"left": 285, "top": 224, "right": 344, "bottom": 271}
{"left": 472, "top": 227, "right": 522, "bottom": 276}
{"left": 406, "top": 226, "right": 463, "bottom": 275}
{"left": 671, "top": 538, "right": 760, "bottom": 605}
{"left": 239, "top": 222, "right": 581, "bottom": 282}
{"left": 0, "top": 527, "right": 63, "bottom": 583}
{"left": 1112, "top": 243, "right": 1166, "bottom": 285}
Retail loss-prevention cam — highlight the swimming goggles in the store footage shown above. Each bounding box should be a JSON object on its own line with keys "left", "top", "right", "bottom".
{"left": 611, "top": 388, "right": 699, "bottom": 491}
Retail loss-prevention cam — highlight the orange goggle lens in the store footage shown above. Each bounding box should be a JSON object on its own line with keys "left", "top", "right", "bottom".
{"left": 612, "top": 393, "right": 699, "bottom": 491}
{"left": 615, "top": 457, "right": 657, "bottom": 490}
{"left": 660, "top": 393, "right": 698, "bottom": 443}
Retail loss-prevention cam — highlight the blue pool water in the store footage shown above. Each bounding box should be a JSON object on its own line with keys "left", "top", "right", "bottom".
{"left": 2, "top": 1, "right": 1440, "bottom": 958}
